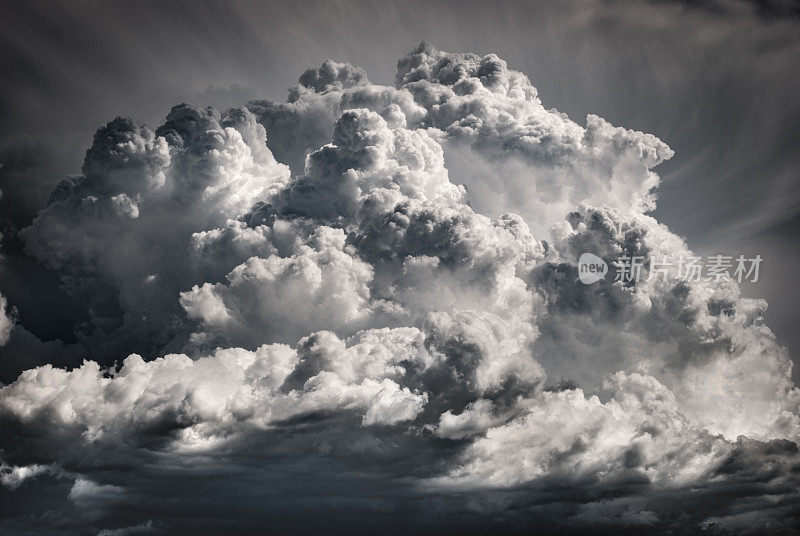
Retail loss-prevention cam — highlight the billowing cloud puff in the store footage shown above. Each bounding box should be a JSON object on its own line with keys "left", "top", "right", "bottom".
{"left": 247, "top": 59, "right": 427, "bottom": 173}
{"left": 180, "top": 226, "right": 380, "bottom": 347}
{"left": 532, "top": 205, "right": 800, "bottom": 442}
{"left": 19, "top": 105, "right": 290, "bottom": 356}
{"left": 0, "top": 327, "right": 431, "bottom": 450}
{"left": 0, "top": 45, "right": 797, "bottom": 535}
{"left": 399, "top": 44, "right": 674, "bottom": 234}
{"left": 275, "top": 107, "right": 463, "bottom": 220}
{"left": 250, "top": 44, "right": 673, "bottom": 235}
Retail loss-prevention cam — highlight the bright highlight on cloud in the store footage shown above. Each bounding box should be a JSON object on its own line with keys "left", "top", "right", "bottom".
{"left": 0, "top": 44, "right": 797, "bottom": 535}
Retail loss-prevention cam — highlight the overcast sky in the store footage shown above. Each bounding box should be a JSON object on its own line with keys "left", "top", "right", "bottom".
{"left": 1, "top": 1, "right": 799, "bottom": 534}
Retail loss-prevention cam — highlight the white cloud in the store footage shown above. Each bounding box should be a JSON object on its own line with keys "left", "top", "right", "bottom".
{"left": 1, "top": 44, "right": 797, "bottom": 534}
{"left": 0, "top": 462, "right": 51, "bottom": 490}
{"left": 0, "top": 328, "right": 432, "bottom": 451}
{"left": 19, "top": 106, "right": 290, "bottom": 356}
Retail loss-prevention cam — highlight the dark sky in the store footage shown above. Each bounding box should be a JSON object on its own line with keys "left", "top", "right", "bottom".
{"left": 1, "top": 0, "right": 799, "bottom": 362}
{"left": 1, "top": 3, "right": 800, "bottom": 534}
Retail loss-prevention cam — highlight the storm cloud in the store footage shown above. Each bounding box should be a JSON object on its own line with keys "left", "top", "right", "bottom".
{"left": 0, "top": 36, "right": 798, "bottom": 536}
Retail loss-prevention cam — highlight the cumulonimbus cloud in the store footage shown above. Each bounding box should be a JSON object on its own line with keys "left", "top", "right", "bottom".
{"left": 0, "top": 44, "right": 797, "bottom": 535}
